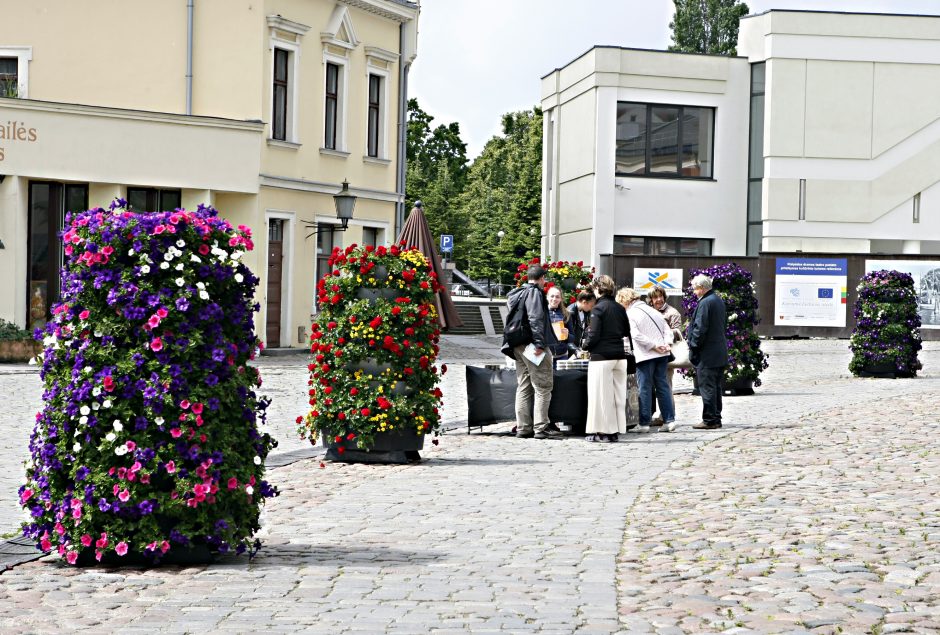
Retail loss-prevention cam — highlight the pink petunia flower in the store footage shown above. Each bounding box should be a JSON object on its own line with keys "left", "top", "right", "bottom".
{"left": 79, "top": 310, "right": 90, "bottom": 320}
{"left": 115, "top": 542, "right": 129, "bottom": 556}
{"left": 80, "top": 534, "right": 92, "bottom": 547}
{"left": 150, "top": 337, "right": 163, "bottom": 352}
{"left": 165, "top": 461, "right": 176, "bottom": 473}
{"left": 191, "top": 402, "right": 203, "bottom": 415}
{"left": 66, "top": 551, "right": 78, "bottom": 565}
{"left": 118, "top": 489, "right": 130, "bottom": 502}
{"left": 227, "top": 477, "right": 238, "bottom": 490}
{"left": 180, "top": 399, "right": 191, "bottom": 410}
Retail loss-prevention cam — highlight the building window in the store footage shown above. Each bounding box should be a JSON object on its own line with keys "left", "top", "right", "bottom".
{"left": 272, "top": 48, "right": 290, "bottom": 141}
{"left": 0, "top": 57, "right": 16, "bottom": 97}
{"left": 325, "top": 62, "right": 340, "bottom": 150}
{"left": 361, "top": 226, "right": 381, "bottom": 248}
{"left": 746, "top": 62, "right": 766, "bottom": 256}
{"left": 367, "top": 74, "right": 382, "bottom": 157}
{"left": 613, "top": 236, "right": 712, "bottom": 256}
{"left": 616, "top": 102, "right": 715, "bottom": 178}
{"left": 127, "top": 188, "right": 182, "bottom": 213}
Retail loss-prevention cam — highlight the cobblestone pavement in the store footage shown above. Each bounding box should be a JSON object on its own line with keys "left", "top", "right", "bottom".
{"left": 0, "top": 339, "right": 936, "bottom": 634}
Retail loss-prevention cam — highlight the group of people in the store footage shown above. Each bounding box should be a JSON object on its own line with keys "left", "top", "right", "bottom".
{"left": 502, "top": 265, "right": 728, "bottom": 442}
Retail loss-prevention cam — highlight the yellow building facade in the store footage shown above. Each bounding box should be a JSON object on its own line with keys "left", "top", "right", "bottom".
{"left": 0, "top": 0, "right": 419, "bottom": 347}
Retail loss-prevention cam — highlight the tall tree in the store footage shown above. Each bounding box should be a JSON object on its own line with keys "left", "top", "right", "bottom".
{"left": 405, "top": 99, "right": 470, "bottom": 266}
{"left": 462, "top": 107, "right": 543, "bottom": 285}
{"left": 669, "top": 0, "right": 749, "bottom": 56}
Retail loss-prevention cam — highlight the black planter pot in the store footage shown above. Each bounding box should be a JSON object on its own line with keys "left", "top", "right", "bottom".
{"left": 723, "top": 377, "right": 754, "bottom": 396}
{"left": 74, "top": 543, "right": 216, "bottom": 568}
{"left": 857, "top": 362, "right": 899, "bottom": 379}
{"left": 324, "top": 427, "right": 426, "bottom": 464}
{"left": 345, "top": 358, "right": 393, "bottom": 376}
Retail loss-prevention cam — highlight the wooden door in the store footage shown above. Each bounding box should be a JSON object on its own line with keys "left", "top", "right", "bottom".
{"left": 266, "top": 220, "right": 284, "bottom": 346}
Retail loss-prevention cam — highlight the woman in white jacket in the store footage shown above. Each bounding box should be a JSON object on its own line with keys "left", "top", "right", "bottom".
{"left": 616, "top": 288, "right": 676, "bottom": 433}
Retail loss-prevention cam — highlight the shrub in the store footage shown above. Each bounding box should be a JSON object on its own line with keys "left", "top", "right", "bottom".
{"left": 19, "top": 201, "right": 277, "bottom": 565}
{"left": 682, "top": 262, "right": 769, "bottom": 387}
{"left": 514, "top": 257, "right": 595, "bottom": 303}
{"left": 849, "top": 269, "right": 921, "bottom": 377}
{"left": 0, "top": 318, "right": 32, "bottom": 341}
{"left": 299, "top": 243, "right": 444, "bottom": 453}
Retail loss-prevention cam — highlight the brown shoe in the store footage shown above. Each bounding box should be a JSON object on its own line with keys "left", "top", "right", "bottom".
{"left": 692, "top": 421, "right": 722, "bottom": 430}
{"left": 516, "top": 428, "right": 534, "bottom": 438}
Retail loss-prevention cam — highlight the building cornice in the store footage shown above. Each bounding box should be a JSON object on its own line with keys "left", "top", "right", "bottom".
{"left": 0, "top": 97, "right": 265, "bottom": 132}
{"left": 340, "top": 0, "right": 418, "bottom": 23}
{"left": 266, "top": 15, "right": 312, "bottom": 37}
{"left": 260, "top": 174, "right": 402, "bottom": 203}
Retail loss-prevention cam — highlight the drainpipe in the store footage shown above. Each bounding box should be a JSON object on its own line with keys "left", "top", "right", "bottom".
{"left": 395, "top": 21, "right": 410, "bottom": 236}
{"left": 186, "top": 0, "right": 194, "bottom": 115}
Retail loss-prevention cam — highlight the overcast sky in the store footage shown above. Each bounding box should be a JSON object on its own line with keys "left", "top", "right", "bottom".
{"left": 409, "top": 0, "right": 940, "bottom": 158}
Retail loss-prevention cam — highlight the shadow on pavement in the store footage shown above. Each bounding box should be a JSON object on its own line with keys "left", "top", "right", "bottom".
{"left": 249, "top": 543, "right": 444, "bottom": 568}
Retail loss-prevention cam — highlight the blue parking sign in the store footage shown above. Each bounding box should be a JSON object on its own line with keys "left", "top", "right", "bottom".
{"left": 440, "top": 234, "right": 454, "bottom": 253}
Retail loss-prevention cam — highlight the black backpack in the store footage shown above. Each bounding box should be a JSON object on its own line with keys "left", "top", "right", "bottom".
{"left": 503, "top": 288, "right": 533, "bottom": 349}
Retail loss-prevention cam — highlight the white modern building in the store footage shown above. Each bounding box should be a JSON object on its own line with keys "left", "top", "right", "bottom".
{"left": 541, "top": 10, "right": 940, "bottom": 265}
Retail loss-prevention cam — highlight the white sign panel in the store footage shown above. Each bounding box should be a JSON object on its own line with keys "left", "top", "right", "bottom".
{"left": 866, "top": 259, "right": 940, "bottom": 329}
{"left": 774, "top": 258, "right": 848, "bottom": 327}
{"left": 633, "top": 268, "right": 684, "bottom": 296}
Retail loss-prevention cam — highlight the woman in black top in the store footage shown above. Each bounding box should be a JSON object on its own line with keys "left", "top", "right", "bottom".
{"left": 582, "top": 275, "right": 632, "bottom": 442}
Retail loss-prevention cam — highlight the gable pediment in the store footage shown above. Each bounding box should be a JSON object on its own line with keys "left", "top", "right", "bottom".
{"left": 321, "top": 5, "right": 359, "bottom": 50}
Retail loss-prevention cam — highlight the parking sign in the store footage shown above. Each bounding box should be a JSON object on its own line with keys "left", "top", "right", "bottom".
{"left": 440, "top": 234, "right": 454, "bottom": 253}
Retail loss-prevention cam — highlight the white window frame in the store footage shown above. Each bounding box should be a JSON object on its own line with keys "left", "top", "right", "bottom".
{"left": 322, "top": 52, "right": 349, "bottom": 155}
{"left": 364, "top": 68, "right": 390, "bottom": 161}
{"left": 0, "top": 46, "right": 32, "bottom": 98}
{"left": 267, "top": 17, "right": 309, "bottom": 146}
{"left": 264, "top": 210, "right": 296, "bottom": 347}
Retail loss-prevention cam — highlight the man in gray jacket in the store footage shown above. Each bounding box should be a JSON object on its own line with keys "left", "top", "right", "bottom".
{"left": 687, "top": 274, "right": 729, "bottom": 429}
{"left": 503, "top": 265, "right": 562, "bottom": 439}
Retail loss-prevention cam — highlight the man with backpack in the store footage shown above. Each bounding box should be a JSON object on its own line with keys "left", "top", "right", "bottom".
{"left": 500, "top": 265, "right": 563, "bottom": 439}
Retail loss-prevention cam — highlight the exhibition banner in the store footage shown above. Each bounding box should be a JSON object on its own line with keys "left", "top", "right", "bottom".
{"left": 774, "top": 258, "right": 848, "bottom": 327}
{"left": 633, "top": 268, "right": 684, "bottom": 296}
{"left": 866, "top": 259, "right": 940, "bottom": 329}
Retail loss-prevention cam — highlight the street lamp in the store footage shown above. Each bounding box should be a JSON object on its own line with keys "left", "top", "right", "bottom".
{"left": 496, "top": 230, "right": 506, "bottom": 293}
{"left": 304, "top": 179, "right": 357, "bottom": 240}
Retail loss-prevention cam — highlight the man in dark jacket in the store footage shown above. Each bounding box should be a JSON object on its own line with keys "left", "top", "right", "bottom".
{"left": 565, "top": 290, "right": 596, "bottom": 356}
{"left": 686, "top": 274, "right": 728, "bottom": 429}
{"left": 503, "top": 265, "right": 562, "bottom": 439}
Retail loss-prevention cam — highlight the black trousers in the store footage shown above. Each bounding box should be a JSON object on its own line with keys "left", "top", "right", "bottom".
{"left": 697, "top": 365, "right": 725, "bottom": 424}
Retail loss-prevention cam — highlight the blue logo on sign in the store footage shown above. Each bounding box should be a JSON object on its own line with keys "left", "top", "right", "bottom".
{"left": 818, "top": 288, "right": 833, "bottom": 299}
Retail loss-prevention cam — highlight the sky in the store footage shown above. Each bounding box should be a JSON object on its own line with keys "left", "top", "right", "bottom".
{"left": 409, "top": 0, "right": 940, "bottom": 159}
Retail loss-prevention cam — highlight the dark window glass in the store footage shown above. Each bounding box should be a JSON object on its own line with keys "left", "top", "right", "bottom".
{"left": 681, "top": 107, "right": 713, "bottom": 178}
{"left": 64, "top": 185, "right": 88, "bottom": 215}
{"left": 269, "top": 218, "right": 284, "bottom": 242}
{"left": 0, "top": 57, "right": 16, "bottom": 97}
{"left": 613, "top": 236, "right": 645, "bottom": 255}
{"left": 649, "top": 107, "right": 679, "bottom": 175}
{"left": 747, "top": 181, "right": 762, "bottom": 223}
{"left": 749, "top": 95, "right": 765, "bottom": 177}
{"left": 316, "top": 224, "right": 338, "bottom": 307}
{"left": 273, "top": 48, "right": 289, "bottom": 141}
{"left": 325, "top": 63, "right": 339, "bottom": 149}
{"left": 127, "top": 188, "right": 150, "bottom": 212}
{"left": 747, "top": 223, "right": 762, "bottom": 256}
{"left": 616, "top": 102, "right": 714, "bottom": 179}
{"left": 160, "top": 190, "right": 182, "bottom": 212}
{"left": 751, "top": 62, "right": 766, "bottom": 95}
{"left": 367, "top": 74, "right": 381, "bottom": 157}
{"left": 615, "top": 103, "right": 647, "bottom": 175}
{"left": 362, "top": 226, "right": 379, "bottom": 248}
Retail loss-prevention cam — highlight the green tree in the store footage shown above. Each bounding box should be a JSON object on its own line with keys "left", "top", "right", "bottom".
{"left": 462, "top": 107, "right": 543, "bottom": 286}
{"left": 669, "top": 0, "right": 749, "bottom": 56}
{"left": 405, "top": 99, "right": 470, "bottom": 266}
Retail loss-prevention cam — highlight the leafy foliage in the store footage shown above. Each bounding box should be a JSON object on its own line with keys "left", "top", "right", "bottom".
{"left": 682, "top": 262, "right": 769, "bottom": 386}
{"left": 0, "top": 318, "right": 32, "bottom": 341}
{"left": 463, "top": 108, "right": 543, "bottom": 284}
{"left": 849, "top": 270, "right": 922, "bottom": 377}
{"left": 21, "top": 202, "right": 277, "bottom": 565}
{"left": 669, "top": 0, "right": 750, "bottom": 56}
{"left": 405, "top": 99, "right": 470, "bottom": 267}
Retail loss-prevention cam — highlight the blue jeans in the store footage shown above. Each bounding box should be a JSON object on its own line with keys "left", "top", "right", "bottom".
{"left": 636, "top": 356, "right": 675, "bottom": 424}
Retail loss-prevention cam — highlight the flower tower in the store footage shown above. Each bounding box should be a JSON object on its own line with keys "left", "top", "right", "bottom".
{"left": 300, "top": 243, "right": 444, "bottom": 462}
{"left": 20, "top": 201, "right": 278, "bottom": 565}
{"left": 849, "top": 270, "right": 922, "bottom": 378}
{"left": 682, "top": 262, "right": 769, "bottom": 392}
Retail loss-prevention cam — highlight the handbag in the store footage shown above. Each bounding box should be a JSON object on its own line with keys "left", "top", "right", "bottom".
{"left": 668, "top": 334, "right": 692, "bottom": 369}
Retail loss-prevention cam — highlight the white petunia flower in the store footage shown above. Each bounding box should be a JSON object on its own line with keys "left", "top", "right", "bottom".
{"left": 199, "top": 290, "right": 210, "bottom": 300}
{"left": 105, "top": 432, "right": 116, "bottom": 442}
{"left": 231, "top": 251, "right": 243, "bottom": 260}
{"left": 79, "top": 416, "right": 88, "bottom": 425}
{"left": 160, "top": 262, "right": 170, "bottom": 270}
{"left": 94, "top": 330, "right": 103, "bottom": 338}
{"left": 113, "top": 420, "right": 123, "bottom": 432}
{"left": 80, "top": 406, "right": 90, "bottom": 416}
{"left": 155, "top": 416, "right": 164, "bottom": 425}
{"left": 175, "top": 278, "right": 185, "bottom": 287}
{"left": 128, "top": 248, "right": 136, "bottom": 256}
{"left": 92, "top": 402, "right": 100, "bottom": 411}
{"left": 164, "top": 252, "right": 174, "bottom": 262}
{"left": 103, "top": 399, "right": 112, "bottom": 408}
{"left": 83, "top": 366, "right": 92, "bottom": 374}
{"left": 245, "top": 486, "right": 254, "bottom": 495}
{"left": 140, "top": 264, "right": 150, "bottom": 274}
{"left": 234, "top": 273, "right": 244, "bottom": 283}
{"left": 253, "top": 456, "right": 261, "bottom": 465}
{"left": 196, "top": 282, "right": 206, "bottom": 289}
{"left": 73, "top": 442, "right": 81, "bottom": 452}
{"left": 190, "top": 255, "right": 202, "bottom": 263}
{"left": 92, "top": 387, "right": 101, "bottom": 397}
{"left": 115, "top": 445, "right": 127, "bottom": 456}
{"left": 175, "top": 263, "right": 184, "bottom": 271}
{"left": 176, "top": 240, "right": 186, "bottom": 248}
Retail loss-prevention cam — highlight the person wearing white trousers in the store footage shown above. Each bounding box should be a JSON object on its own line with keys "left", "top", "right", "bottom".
{"left": 582, "top": 275, "right": 632, "bottom": 442}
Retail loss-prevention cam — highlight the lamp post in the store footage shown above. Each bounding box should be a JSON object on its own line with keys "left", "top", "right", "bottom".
{"left": 304, "top": 179, "right": 358, "bottom": 240}
{"left": 496, "top": 230, "right": 506, "bottom": 292}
